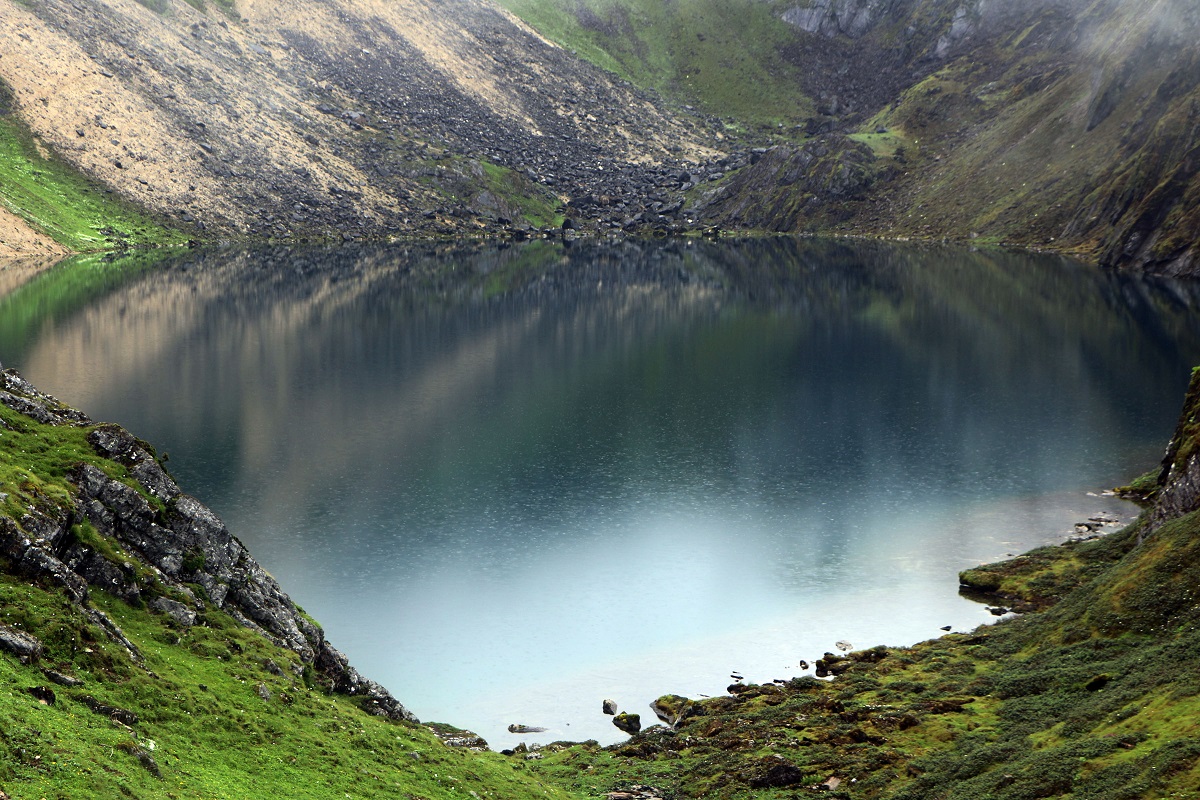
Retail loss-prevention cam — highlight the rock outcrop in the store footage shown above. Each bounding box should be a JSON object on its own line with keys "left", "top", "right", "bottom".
{"left": 1148, "top": 368, "right": 1200, "bottom": 534}
{"left": 0, "top": 368, "right": 415, "bottom": 722}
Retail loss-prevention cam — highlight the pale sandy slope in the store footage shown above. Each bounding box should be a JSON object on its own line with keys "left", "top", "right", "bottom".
{"left": 0, "top": 0, "right": 710, "bottom": 241}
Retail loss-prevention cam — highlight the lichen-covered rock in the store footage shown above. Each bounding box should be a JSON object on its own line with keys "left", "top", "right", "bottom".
{"left": 650, "top": 694, "right": 699, "bottom": 727}
{"left": 150, "top": 596, "right": 197, "bottom": 627}
{"left": 1149, "top": 368, "right": 1200, "bottom": 533}
{"left": 613, "top": 712, "right": 642, "bottom": 735}
{"left": 88, "top": 424, "right": 180, "bottom": 502}
{"left": 781, "top": 0, "right": 895, "bottom": 38}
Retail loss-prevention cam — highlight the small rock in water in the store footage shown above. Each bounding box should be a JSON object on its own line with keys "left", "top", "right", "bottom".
{"left": 798, "top": 660, "right": 809, "bottom": 670}
{"left": 835, "top": 640, "right": 853, "bottom": 652}
{"left": 940, "top": 625, "right": 952, "bottom": 631}
{"left": 602, "top": 699, "right": 618, "bottom": 715}
{"left": 507, "top": 723, "right": 547, "bottom": 734}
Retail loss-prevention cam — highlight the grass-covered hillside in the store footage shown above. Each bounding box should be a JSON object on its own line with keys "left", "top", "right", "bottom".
{"left": 0, "top": 370, "right": 582, "bottom": 799}
{"left": 0, "top": 81, "right": 187, "bottom": 257}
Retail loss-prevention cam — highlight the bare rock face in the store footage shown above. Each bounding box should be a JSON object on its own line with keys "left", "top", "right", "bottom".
{"left": 781, "top": 0, "right": 897, "bottom": 38}
{"left": 0, "top": 368, "right": 416, "bottom": 723}
{"left": 1148, "top": 368, "right": 1200, "bottom": 533}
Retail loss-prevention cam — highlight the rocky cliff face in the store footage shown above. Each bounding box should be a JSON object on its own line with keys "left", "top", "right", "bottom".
{"left": 1150, "top": 367, "right": 1200, "bottom": 532}
{"left": 0, "top": 368, "right": 413, "bottom": 721}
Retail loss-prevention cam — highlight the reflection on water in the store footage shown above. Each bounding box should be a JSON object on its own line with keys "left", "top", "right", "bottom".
{"left": 4, "top": 238, "right": 1200, "bottom": 747}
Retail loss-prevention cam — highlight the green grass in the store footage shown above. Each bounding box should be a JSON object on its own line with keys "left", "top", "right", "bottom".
{"left": 0, "top": 82, "right": 187, "bottom": 253}
{"left": 0, "top": 578, "right": 582, "bottom": 799}
{"left": 0, "top": 404, "right": 139, "bottom": 522}
{"left": 478, "top": 161, "right": 563, "bottom": 229}
{"left": 493, "top": 0, "right": 813, "bottom": 128}
{"left": 849, "top": 131, "right": 906, "bottom": 160}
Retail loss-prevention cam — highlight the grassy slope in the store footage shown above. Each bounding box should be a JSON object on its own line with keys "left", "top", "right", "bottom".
{"left": 494, "top": 0, "right": 812, "bottom": 130}
{"left": 0, "top": 82, "right": 188, "bottom": 254}
{"left": 0, "top": 402, "right": 582, "bottom": 800}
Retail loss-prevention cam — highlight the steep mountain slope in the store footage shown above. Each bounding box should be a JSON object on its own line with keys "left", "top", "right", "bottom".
{"left": 496, "top": 0, "right": 1200, "bottom": 274}
{"left": 0, "top": 0, "right": 714, "bottom": 247}
{"left": 492, "top": 0, "right": 814, "bottom": 129}
{"left": 688, "top": 0, "right": 1200, "bottom": 272}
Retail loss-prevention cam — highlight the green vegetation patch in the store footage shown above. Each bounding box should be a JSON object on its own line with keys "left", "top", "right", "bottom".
{"left": 0, "top": 404, "right": 134, "bottom": 522}
{"left": 478, "top": 160, "right": 564, "bottom": 230}
{"left": 0, "top": 578, "right": 584, "bottom": 799}
{"left": 0, "top": 80, "right": 187, "bottom": 252}
{"left": 494, "top": 0, "right": 813, "bottom": 129}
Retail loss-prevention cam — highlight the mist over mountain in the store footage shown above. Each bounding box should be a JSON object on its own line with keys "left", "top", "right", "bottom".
{"left": 2, "top": 0, "right": 1199, "bottom": 272}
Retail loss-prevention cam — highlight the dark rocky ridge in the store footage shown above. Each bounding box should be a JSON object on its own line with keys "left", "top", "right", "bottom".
{"left": 0, "top": 368, "right": 414, "bottom": 722}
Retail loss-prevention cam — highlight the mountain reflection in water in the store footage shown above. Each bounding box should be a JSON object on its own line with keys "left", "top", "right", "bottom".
{"left": 4, "top": 237, "right": 1200, "bottom": 748}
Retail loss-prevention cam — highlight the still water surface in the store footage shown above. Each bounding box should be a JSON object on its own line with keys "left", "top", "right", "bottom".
{"left": 3, "top": 238, "right": 1200, "bottom": 747}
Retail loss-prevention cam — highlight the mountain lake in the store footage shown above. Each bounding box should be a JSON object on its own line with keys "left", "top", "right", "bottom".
{"left": 3, "top": 236, "right": 1200, "bottom": 748}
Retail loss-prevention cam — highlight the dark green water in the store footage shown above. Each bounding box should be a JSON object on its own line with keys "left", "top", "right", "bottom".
{"left": 3, "top": 237, "right": 1200, "bottom": 747}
